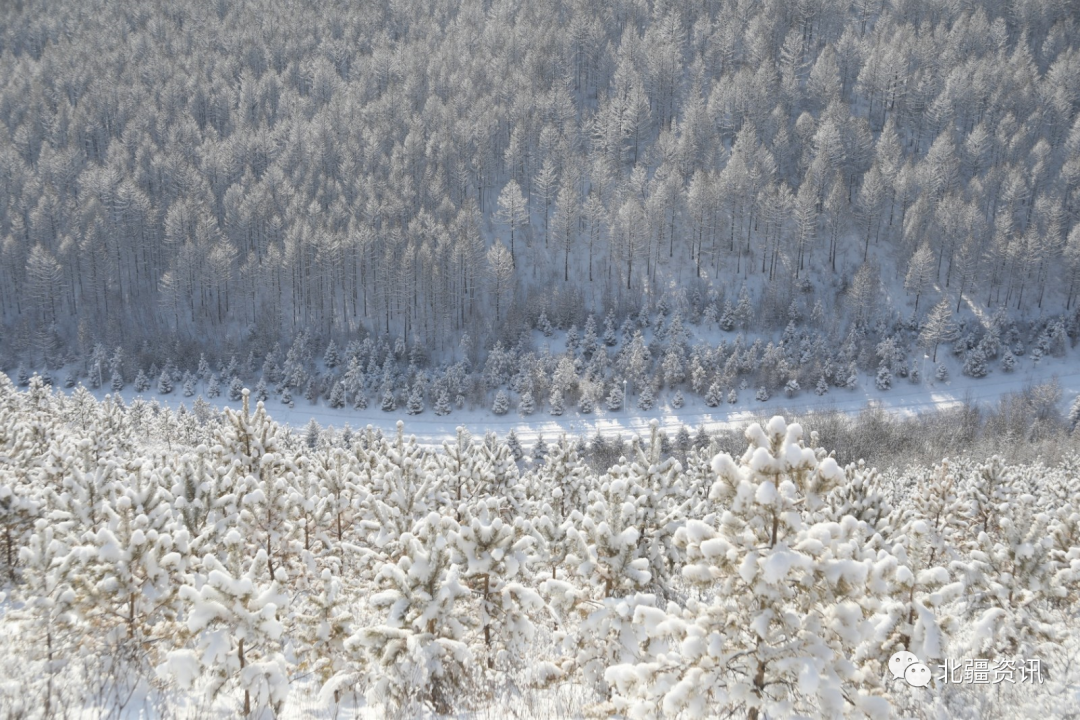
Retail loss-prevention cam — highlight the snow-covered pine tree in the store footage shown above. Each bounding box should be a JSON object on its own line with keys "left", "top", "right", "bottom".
{"left": 164, "top": 547, "right": 290, "bottom": 716}
{"left": 282, "top": 387, "right": 294, "bottom": 408}
{"left": 492, "top": 389, "right": 509, "bottom": 415}
{"left": 111, "top": 368, "right": 124, "bottom": 392}
{"left": 342, "top": 512, "right": 473, "bottom": 716}
{"left": 606, "top": 418, "right": 888, "bottom": 720}
{"left": 727, "top": 388, "right": 738, "bottom": 403}
{"left": 543, "top": 464, "right": 654, "bottom": 699}
{"left": 157, "top": 370, "right": 173, "bottom": 395}
{"left": 936, "top": 362, "right": 949, "bottom": 381}
{"left": 380, "top": 389, "right": 396, "bottom": 412}
{"left": 229, "top": 377, "right": 244, "bottom": 401}
{"left": 705, "top": 381, "right": 722, "bottom": 407}
{"left": 15, "top": 518, "right": 80, "bottom": 716}
{"left": 784, "top": 378, "right": 800, "bottom": 397}
{"left": 206, "top": 373, "right": 220, "bottom": 398}
{"left": 671, "top": 390, "right": 684, "bottom": 408}
{"left": 298, "top": 569, "right": 353, "bottom": 699}
{"left": 755, "top": 386, "right": 770, "bottom": 401}
{"left": 816, "top": 375, "right": 829, "bottom": 395}
{"left": 452, "top": 500, "right": 540, "bottom": 670}
{"left": 255, "top": 376, "right": 272, "bottom": 402}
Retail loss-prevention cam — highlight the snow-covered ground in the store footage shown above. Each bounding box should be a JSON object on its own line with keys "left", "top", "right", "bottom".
{"left": 28, "top": 351, "right": 1080, "bottom": 448}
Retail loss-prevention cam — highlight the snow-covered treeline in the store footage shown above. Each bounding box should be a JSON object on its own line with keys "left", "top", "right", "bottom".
{"left": 2, "top": 374, "right": 1079, "bottom": 718}
{"left": 1, "top": 0, "right": 1079, "bottom": 368}
{"left": 12, "top": 294, "right": 1080, "bottom": 428}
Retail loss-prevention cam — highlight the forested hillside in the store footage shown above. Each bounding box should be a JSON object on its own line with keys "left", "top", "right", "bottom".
{"left": 1, "top": 0, "right": 1079, "bottom": 369}
{"left": 1, "top": 375, "right": 1079, "bottom": 718}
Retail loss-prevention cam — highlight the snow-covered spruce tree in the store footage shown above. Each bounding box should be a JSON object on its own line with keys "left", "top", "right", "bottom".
{"left": 816, "top": 375, "right": 829, "bottom": 395}
{"left": 755, "top": 385, "right": 770, "bottom": 402}
{"left": 583, "top": 314, "right": 599, "bottom": 356}
{"left": 229, "top": 377, "right": 244, "bottom": 401}
{"left": 671, "top": 390, "right": 684, "bottom": 409}
{"left": 606, "top": 382, "right": 624, "bottom": 411}
{"left": 705, "top": 381, "right": 722, "bottom": 407}
{"left": 784, "top": 378, "right": 800, "bottom": 397}
{"left": 519, "top": 390, "right": 535, "bottom": 416}
{"left": 494, "top": 431, "right": 519, "bottom": 464}
{"left": 164, "top": 546, "right": 290, "bottom": 716}
{"left": 282, "top": 386, "right": 294, "bottom": 408}
{"left": 492, "top": 389, "right": 509, "bottom": 415}
{"left": 727, "top": 388, "right": 738, "bottom": 404}
{"left": 434, "top": 388, "right": 451, "bottom": 416}
{"left": 380, "top": 388, "right": 396, "bottom": 412}
{"left": 111, "top": 368, "right": 124, "bottom": 392}
{"left": 908, "top": 361, "right": 920, "bottom": 384}
{"left": 323, "top": 340, "right": 340, "bottom": 370}
{"left": 253, "top": 377, "right": 269, "bottom": 402}
{"left": 406, "top": 384, "right": 424, "bottom": 415}
{"left": 1001, "top": 347, "right": 1017, "bottom": 372}
{"left": 603, "top": 310, "right": 618, "bottom": 346}
{"left": 578, "top": 392, "right": 594, "bottom": 414}
{"left": 531, "top": 434, "right": 548, "bottom": 466}
{"left": 606, "top": 418, "right": 890, "bottom": 720}
{"left": 962, "top": 346, "right": 988, "bottom": 378}
{"left": 637, "top": 383, "right": 655, "bottom": 410}
{"left": 875, "top": 364, "right": 892, "bottom": 390}
{"left": 340, "top": 512, "right": 473, "bottom": 716}
{"left": 206, "top": 373, "right": 220, "bottom": 398}
{"left": 1069, "top": 395, "right": 1080, "bottom": 431}
{"left": 304, "top": 377, "right": 320, "bottom": 404}
{"left": 935, "top": 362, "right": 949, "bottom": 382}
{"left": 327, "top": 380, "right": 345, "bottom": 409}
{"left": 550, "top": 388, "right": 564, "bottom": 416}
{"left": 157, "top": 370, "right": 173, "bottom": 395}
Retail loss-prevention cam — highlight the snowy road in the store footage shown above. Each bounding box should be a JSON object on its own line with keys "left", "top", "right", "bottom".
{"left": 56, "top": 359, "right": 1080, "bottom": 448}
